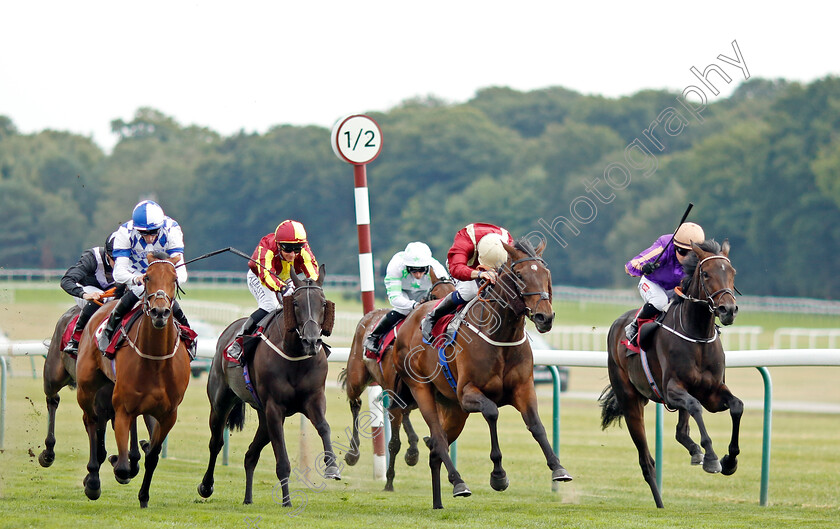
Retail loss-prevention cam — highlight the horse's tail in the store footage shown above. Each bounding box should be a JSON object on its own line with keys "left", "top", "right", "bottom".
{"left": 337, "top": 367, "right": 348, "bottom": 391}
{"left": 599, "top": 385, "right": 624, "bottom": 430}
{"left": 227, "top": 401, "right": 246, "bottom": 431}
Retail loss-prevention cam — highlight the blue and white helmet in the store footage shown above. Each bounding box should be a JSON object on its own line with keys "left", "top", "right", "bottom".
{"left": 132, "top": 200, "right": 165, "bottom": 232}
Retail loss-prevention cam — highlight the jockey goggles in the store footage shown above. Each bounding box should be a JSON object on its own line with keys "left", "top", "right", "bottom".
{"left": 675, "top": 247, "right": 691, "bottom": 256}
{"left": 137, "top": 227, "right": 160, "bottom": 237}
{"left": 406, "top": 265, "right": 429, "bottom": 274}
{"left": 279, "top": 242, "right": 304, "bottom": 254}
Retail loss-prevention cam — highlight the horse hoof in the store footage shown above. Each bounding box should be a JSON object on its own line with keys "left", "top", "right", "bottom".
{"left": 703, "top": 456, "right": 722, "bottom": 474}
{"left": 38, "top": 451, "right": 55, "bottom": 468}
{"left": 114, "top": 472, "right": 131, "bottom": 485}
{"left": 140, "top": 501, "right": 148, "bottom": 509}
{"left": 108, "top": 455, "right": 118, "bottom": 467}
{"left": 423, "top": 436, "right": 433, "bottom": 449}
{"left": 452, "top": 482, "right": 471, "bottom": 497}
{"left": 344, "top": 450, "right": 360, "bottom": 466}
{"left": 324, "top": 465, "right": 341, "bottom": 480}
{"left": 721, "top": 455, "right": 738, "bottom": 476}
{"left": 129, "top": 463, "right": 140, "bottom": 479}
{"left": 404, "top": 447, "right": 419, "bottom": 467}
{"left": 490, "top": 474, "right": 509, "bottom": 492}
{"left": 140, "top": 440, "right": 150, "bottom": 454}
{"left": 552, "top": 467, "right": 573, "bottom": 482}
{"left": 691, "top": 452, "right": 703, "bottom": 465}
{"left": 84, "top": 482, "right": 101, "bottom": 501}
{"left": 198, "top": 483, "right": 214, "bottom": 498}
{"left": 383, "top": 483, "right": 394, "bottom": 492}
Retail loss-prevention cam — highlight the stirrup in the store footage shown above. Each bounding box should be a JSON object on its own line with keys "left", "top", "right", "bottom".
{"left": 63, "top": 339, "right": 79, "bottom": 354}
{"left": 363, "top": 334, "right": 378, "bottom": 353}
{"left": 624, "top": 321, "right": 638, "bottom": 342}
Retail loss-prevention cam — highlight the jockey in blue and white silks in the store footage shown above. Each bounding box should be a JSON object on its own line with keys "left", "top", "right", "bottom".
{"left": 363, "top": 242, "right": 449, "bottom": 354}
{"left": 99, "top": 200, "right": 193, "bottom": 358}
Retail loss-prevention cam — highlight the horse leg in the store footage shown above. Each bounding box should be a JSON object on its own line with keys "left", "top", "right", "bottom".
{"left": 675, "top": 409, "right": 703, "bottom": 465}
{"left": 137, "top": 411, "right": 177, "bottom": 508}
{"left": 344, "top": 392, "right": 363, "bottom": 466}
{"left": 384, "top": 406, "right": 404, "bottom": 491}
{"left": 110, "top": 408, "right": 134, "bottom": 484}
{"left": 264, "top": 405, "right": 293, "bottom": 507}
{"left": 402, "top": 410, "right": 420, "bottom": 467}
{"left": 413, "top": 388, "right": 469, "bottom": 508}
{"left": 510, "top": 382, "right": 572, "bottom": 483}
{"left": 38, "top": 394, "right": 60, "bottom": 467}
{"left": 304, "top": 394, "right": 341, "bottom": 481}
{"left": 128, "top": 419, "right": 142, "bottom": 479}
{"left": 198, "top": 397, "right": 239, "bottom": 499}
{"left": 81, "top": 410, "right": 103, "bottom": 500}
{"left": 623, "top": 396, "right": 664, "bottom": 508}
{"left": 705, "top": 384, "right": 744, "bottom": 476}
{"left": 460, "top": 384, "right": 508, "bottom": 491}
{"left": 243, "top": 415, "right": 271, "bottom": 505}
{"left": 666, "top": 381, "right": 721, "bottom": 474}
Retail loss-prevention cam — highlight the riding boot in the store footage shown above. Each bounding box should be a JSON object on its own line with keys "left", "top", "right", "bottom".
{"left": 363, "top": 309, "right": 404, "bottom": 354}
{"left": 63, "top": 301, "right": 98, "bottom": 354}
{"left": 625, "top": 302, "right": 660, "bottom": 342}
{"left": 227, "top": 308, "right": 268, "bottom": 365}
{"left": 420, "top": 292, "right": 461, "bottom": 343}
{"left": 98, "top": 291, "right": 140, "bottom": 353}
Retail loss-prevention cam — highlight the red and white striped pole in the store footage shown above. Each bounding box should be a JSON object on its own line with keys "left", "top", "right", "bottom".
{"left": 332, "top": 115, "right": 386, "bottom": 479}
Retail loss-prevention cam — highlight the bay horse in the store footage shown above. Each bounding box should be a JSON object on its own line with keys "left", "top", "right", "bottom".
{"left": 76, "top": 252, "right": 190, "bottom": 507}
{"left": 198, "top": 265, "right": 340, "bottom": 506}
{"left": 339, "top": 270, "right": 455, "bottom": 491}
{"left": 600, "top": 239, "right": 741, "bottom": 508}
{"left": 393, "top": 239, "right": 572, "bottom": 509}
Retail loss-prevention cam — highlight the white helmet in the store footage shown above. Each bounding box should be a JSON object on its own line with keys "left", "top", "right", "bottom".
{"left": 403, "top": 242, "right": 433, "bottom": 269}
{"left": 674, "top": 222, "right": 705, "bottom": 250}
{"left": 477, "top": 233, "right": 508, "bottom": 269}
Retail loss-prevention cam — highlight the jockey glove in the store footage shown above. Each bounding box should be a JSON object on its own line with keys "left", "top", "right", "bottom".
{"left": 641, "top": 262, "right": 660, "bottom": 275}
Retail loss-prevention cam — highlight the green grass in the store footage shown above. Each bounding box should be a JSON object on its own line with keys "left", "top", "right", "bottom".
{"left": 1, "top": 373, "right": 838, "bottom": 528}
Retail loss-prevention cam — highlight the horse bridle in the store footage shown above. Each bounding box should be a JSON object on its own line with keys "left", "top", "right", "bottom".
{"left": 287, "top": 283, "right": 325, "bottom": 340}
{"left": 423, "top": 277, "right": 455, "bottom": 303}
{"left": 480, "top": 255, "right": 551, "bottom": 319}
{"left": 141, "top": 260, "right": 177, "bottom": 317}
{"left": 679, "top": 255, "right": 737, "bottom": 314}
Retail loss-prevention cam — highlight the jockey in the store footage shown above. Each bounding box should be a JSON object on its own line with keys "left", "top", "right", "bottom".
{"left": 60, "top": 234, "right": 122, "bottom": 355}
{"left": 624, "top": 222, "right": 705, "bottom": 342}
{"left": 420, "top": 223, "right": 513, "bottom": 342}
{"left": 98, "top": 200, "right": 192, "bottom": 356}
{"left": 226, "top": 219, "right": 319, "bottom": 364}
{"left": 363, "top": 241, "right": 449, "bottom": 354}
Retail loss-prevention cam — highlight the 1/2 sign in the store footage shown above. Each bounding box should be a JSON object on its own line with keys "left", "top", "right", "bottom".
{"left": 331, "top": 114, "right": 383, "bottom": 165}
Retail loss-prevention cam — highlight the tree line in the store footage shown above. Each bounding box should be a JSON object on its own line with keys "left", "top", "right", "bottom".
{"left": 1, "top": 76, "right": 839, "bottom": 299}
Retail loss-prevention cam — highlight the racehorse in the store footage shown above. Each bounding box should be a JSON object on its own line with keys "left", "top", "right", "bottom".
{"left": 76, "top": 252, "right": 191, "bottom": 508}
{"left": 600, "top": 239, "right": 741, "bottom": 508}
{"left": 198, "top": 265, "right": 340, "bottom": 506}
{"left": 339, "top": 269, "right": 455, "bottom": 491}
{"left": 393, "top": 238, "right": 572, "bottom": 509}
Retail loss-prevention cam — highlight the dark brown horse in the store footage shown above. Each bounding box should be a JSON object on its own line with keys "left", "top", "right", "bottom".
{"left": 393, "top": 239, "right": 572, "bottom": 509}
{"left": 339, "top": 270, "right": 455, "bottom": 491}
{"left": 76, "top": 253, "right": 191, "bottom": 507}
{"left": 600, "top": 239, "right": 741, "bottom": 508}
{"left": 198, "top": 265, "right": 340, "bottom": 506}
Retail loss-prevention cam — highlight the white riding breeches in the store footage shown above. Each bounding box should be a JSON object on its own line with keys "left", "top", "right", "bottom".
{"left": 247, "top": 270, "right": 281, "bottom": 313}
{"left": 637, "top": 276, "right": 673, "bottom": 312}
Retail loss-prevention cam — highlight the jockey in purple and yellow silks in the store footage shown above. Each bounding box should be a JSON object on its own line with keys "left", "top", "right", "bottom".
{"left": 624, "top": 222, "right": 705, "bottom": 343}
{"left": 227, "top": 220, "right": 319, "bottom": 364}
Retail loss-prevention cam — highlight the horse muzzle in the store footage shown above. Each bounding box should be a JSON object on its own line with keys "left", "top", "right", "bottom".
{"left": 717, "top": 303, "right": 738, "bottom": 326}
{"left": 149, "top": 306, "right": 171, "bottom": 329}
{"left": 532, "top": 312, "right": 555, "bottom": 333}
{"left": 301, "top": 337, "right": 323, "bottom": 357}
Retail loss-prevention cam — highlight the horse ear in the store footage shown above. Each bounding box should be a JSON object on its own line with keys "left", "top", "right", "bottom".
{"left": 535, "top": 238, "right": 547, "bottom": 257}
{"left": 691, "top": 241, "right": 708, "bottom": 259}
{"left": 146, "top": 252, "right": 156, "bottom": 262}
{"left": 429, "top": 268, "right": 439, "bottom": 283}
{"left": 289, "top": 268, "right": 303, "bottom": 288}
{"left": 321, "top": 300, "right": 335, "bottom": 336}
{"left": 283, "top": 295, "right": 296, "bottom": 330}
{"left": 502, "top": 241, "right": 518, "bottom": 258}
{"left": 316, "top": 264, "right": 326, "bottom": 287}
{"left": 721, "top": 239, "right": 730, "bottom": 257}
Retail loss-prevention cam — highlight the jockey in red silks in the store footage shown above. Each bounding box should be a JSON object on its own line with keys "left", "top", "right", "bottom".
{"left": 226, "top": 219, "right": 319, "bottom": 365}
{"left": 623, "top": 222, "right": 705, "bottom": 343}
{"left": 420, "top": 223, "right": 513, "bottom": 342}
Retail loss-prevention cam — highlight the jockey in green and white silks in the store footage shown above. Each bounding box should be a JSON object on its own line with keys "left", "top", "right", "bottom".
{"left": 363, "top": 242, "right": 449, "bottom": 354}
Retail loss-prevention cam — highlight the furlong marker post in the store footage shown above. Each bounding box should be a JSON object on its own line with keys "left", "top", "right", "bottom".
{"left": 332, "top": 115, "right": 387, "bottom": 479}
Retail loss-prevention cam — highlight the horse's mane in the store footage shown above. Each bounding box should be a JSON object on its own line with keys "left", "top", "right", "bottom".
{"left": 149, "top": 250, "right": 170, "bottom": 261}
{"left": 512, "top": 237, "right": 538, "bottom": 259}
{"left": 680, "top": 239, "right": 722, "bottom": 291}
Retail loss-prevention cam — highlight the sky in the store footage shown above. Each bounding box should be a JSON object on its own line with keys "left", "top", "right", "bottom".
{"left": 1, "top": 1, "right": 838, "bottom": 153}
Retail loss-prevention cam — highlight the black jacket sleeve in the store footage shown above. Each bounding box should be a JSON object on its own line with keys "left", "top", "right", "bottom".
{"left": 60, "top": 250, "right": 98, "bottom": 298}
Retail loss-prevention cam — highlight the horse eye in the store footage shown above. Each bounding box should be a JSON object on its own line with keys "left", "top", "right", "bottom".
{"left": 702, "top": 271, "right": 709, "bottom": 279}
{"left": 516, "top": 272, "right": 523, "bottom": 280}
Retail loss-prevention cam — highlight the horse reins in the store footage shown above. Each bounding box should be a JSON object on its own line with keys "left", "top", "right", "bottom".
{"left": 258, "top": 282, "right": 325, "bottom": 361}
{"left": 126, "top": 260, "right": 181, "bottom": 360}
{"left": 665, "top": 254, "right": 736, "bottom": 343}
